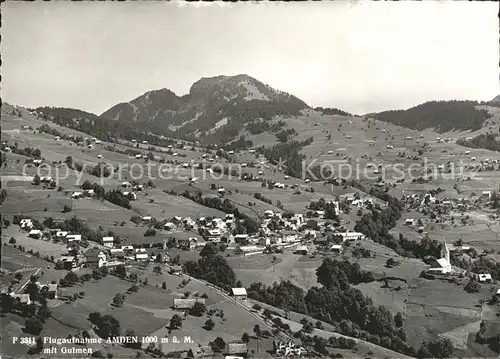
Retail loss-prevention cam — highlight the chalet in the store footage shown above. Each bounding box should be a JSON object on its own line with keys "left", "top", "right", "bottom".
{"left": 59, "top": 255, "right": 78, "bottom": 270}
{"left": 20, "top": 219, "right": 33, "bottom": 230}
{"left": 482, "top": 191, "right": 492, "bottom": 199}
{"left": 148, "top": 249, "right": 169, "bottom": 263}
{"left": 226, "top": 342, "right": 248, "bottom": 356}
{"left": 330, "top": 244, "right": 343, "bottom": 254}
{"left": 40, "top": 176, "right": 54, "bottom": 183}
{"left": 109, "top": 248, "right": 125, "bottom": 258}
{"left": 39, "top": 283, "right": 58, "bottom": 299}
{"left": 10, "top": 293, "right": 31, "bottom": 305}
{"left": 340, "top": 193, "right": 356, "bottom": 202}
{"left": 135, "top": 252, "right": 149, "bottom": 261}
{"left": 134, "top": 184, "right": 144, "bottom": 191}
{"left": 84, "top": 189, "right": 95, "bottom": 197}
{"left": 135, "top": 154, "right": 143, "bottom": 159}
{"left": 206, "top": 229, "right": 222, "bottom": 242}
{"left": 102, "top": 237, "right": 114, "bottom": 248}
{"left": 496, "top": 289, "right": 500, "bottom": 298}
{"left": 264, "top": 210, "right": 274, "bottom": 218}
{"left": 66, "top": 234, "right": 82, "bottom": 242}
{"left": 295, "top": 245, "right": 309, "bottom": 255}
{"left": 476, "top": 273, "right": 492, "bottom": 283}
{"left": 85, "top": 249, "right": 107, "bottom": 268}
{"left": 164, "top": 222, "right": 176, "bottom": 231}
{"left": 71, "top": 191, "right": 84, "bottom": 199}
{"left": 56, "top": 231, "right": 68, "bottom": 238}
{"left": 233, "top": 234, "right": 249, "bottom": 245}
{"left": 178, "top": 237, "right": 198, "bottom": 250}
{"left": 405, "top": 219, "right": 416, "bottom": 226}
{"left": 121, "top": 181, "right": 132, "bottom": 188}
{"left": 97, "top": 154, "right": 103, "bottom": 159}
{"left": 332, "top": 231, "right": 365, "bottom": 242}
{"left": 173, "top": 298, "right": 206, "bottom": 310}
{"left": 230, "top": 288, "right": 247, "bottom": 300}
{"left": 170, "top": 265, "right": 183, "bottom": 275}
{"left": 142, "top": 216, "right": 152, "bottom": 222}
{"left": 122, "top": 191, "right": 137, "bottom": 200}
{"left": 28, "top": 229, "right": 42, "bottom": 239}
{"left": 186, "top": 345, "right": 213, "bottom": 358}
{"left": 4, "top": 147, "right": 12, "bottom": 153}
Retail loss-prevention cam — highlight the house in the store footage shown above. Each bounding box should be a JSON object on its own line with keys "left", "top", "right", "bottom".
{"left": 84, "top": 189, "right": 95, "bottom": 197}
{"left": 56, "top": 231, "right": 68, "bottom": 239}
{"left": 39, "top": 283, "right": 58, "bottom": 299}
{"left": 482, "top": 191, "right": 492, "bottom": 199}
{"left": 173, "top": 298, "right": 206, "bottom": 310}
{"left": 109, "top": 248, "right": 125, "bottom": 258}
{"left": 102, "top": 237, "right": 114, "bottom": 248}
{"left": 226, "top": 342, "right": 248, "bottom": 356}
{"left": 170, "top": 265, "right": 183, "bottom": 274}
{"left": 20, "top": 219, "right": 33, "bottom": 230}
{"left": 331, "top": 231, "right": 365, "bottom": 242}
{"left": 142, "top": 216, "right": 152, "bottom": 222}
{"left": 405, "top": 219, "right": 416, "bottom": 226}
{"left": 186, "top": 345, "right": 213, "bottom": 358}
{"left": 330, "top": 244, "right": 343, "bottom": 254}
{"left": 230, "top": 288, "right": 247, "bottom": 300}
{"left": 121, "top": 181, "right": 132, "bottom": 188}
{"left": 164, "top": 222, "right": 176, "bottom": 231}
{"left": 476, "top": 273, "right": 492, "bottom": 283}
{"left": 495, "top": 288, "right": 500, "bottom": 298}
{"left": 233, "top": 234, "right": 249, "bottom": 245}
{"left": 122, "top": 191, "right": 137, "bottom": 201}
{"left": 135, "top": 252, "right": 149, "bottom": 261}
{"left": 85, "top": 249, "right": 107, "bottom": 268}
{"left": 71, "top": 191, "right": 84, "bottom": 199}
{"left": 178, "top": 237, "right": 198, "bottom": 250}
{"left": 66, "top": 234, "right": 82, "bottom": 242}
{"left": 10, "top": 293, "right": 31, "bottom": 305}
{"left": 59, "top": 255, "right": 78, "bottom": 270}
{"left": 28, "top": 229, "right": 42, "bottom": 239}
{"left": 206, "top": 229, "right": 222, "bottom": 242}
{"left": 295, "top": 245, "right": 309, "bottom": 255}
{"left": 264, "top": 210, "right": 274, "bottom": 218}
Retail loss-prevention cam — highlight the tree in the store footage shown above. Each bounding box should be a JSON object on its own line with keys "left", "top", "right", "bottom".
{"left": 212, "top": 337, "right": 226, "bottom": 352}
{"left": 394, "top": 312, "right": 404, "bottom": 328}
{"left": 204, "top": 318, "right": 215, "bottom": 331}
{"left": 25, "top": 316, "right": 43, "bottom": 335}
{"left": 200, "top": 242, "right": 216, "bottom": 257}
{"left": 153, "top": 265, "right": 162, "bottom": 275}
{"left": 169, "top": 314, "right": 182, "bottom": 330}
{"left": 241, "top": 332, "right": 250, "bottom": 343}
{"left": 162, "top": 282, "right": 167, "bottom": 290}
{"left": 189, "top": 302, "right": 206, "bottom": 317}
{"left": 112, "top": 293, "right": 125, "bottom": 307}
{"left": 253, "top": 324, "right": 261, "bottom": 338}
{"left": 33, "top": 174, "right": 41, "bottom": 186}
{"left": 114, "top": 264, "right": 127, "bottom": 279}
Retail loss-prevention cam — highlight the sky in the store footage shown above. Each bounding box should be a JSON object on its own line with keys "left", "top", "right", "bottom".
{"left": 2, "top": 1, "right": 499, "bottom": 116}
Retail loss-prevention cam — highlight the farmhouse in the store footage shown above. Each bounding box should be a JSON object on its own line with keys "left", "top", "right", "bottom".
{"left": 405, "top": 219, "right": 416, "bottom": 226}
{"left": 85, "top": 249, "right": 107, "bottom": 268}
{"left": 59, "top": 255, "right": 78, "bottom": 270}
{"left": 206, "top": 229, "right": 223, "bottom": 242}
{"left": 66, "top": 234, "right": 82, "bottom": 242}
{"left": 10, "top": 293, "right": 31, "bottom": 305}
{"left": 135, "top": 252, "right": 149, "bottom": 261}
{"left": 226, "top": 342, "right": 248, "bottom": 356}
{"left": 28, "top": 229, "right": 42, "bottom": 239}
{"left": 178, "top": 237, "right": 198, "bottom": 250}
{"left": 186, "top": 345, "right": 213, "bottom": 358}
{"left": 295, "top": 245, "right": 309, "bottom": 255}
{"left": 39, "top": 283, "right": 59, "bottom": 299}
{"left": 20, "top": 219, "right": 33, "bottom": 230}
{"left": 170, "top": 265, "right": 183, "bottom": 274}
{"left": 476, "top": 273, "right": 492, "bottom": 283}
{"left": 164, "top": 222, "right": 176, "bottom": 231}
{"left": 330, "top": 244, "right": 343, "bottom": 254}
{"left": 230, "top": 287, "right": 247, "bottom": 300}
{"left": 233, "top": 234, "right": 249, "bottom": 245}
{"left": 71, "top": 191, "right": 84, "bottom": 199}
{"left": 332, "top": 231, "right": 365, "bottom": 242}
{"left": 102, "top": 237, "right": 114, "bottom": 248}
{"left": 56, "top": 231, "right": 68, "bottom": 238}
{"left": 173, "top": 298, "right": 206, "bottom": 310}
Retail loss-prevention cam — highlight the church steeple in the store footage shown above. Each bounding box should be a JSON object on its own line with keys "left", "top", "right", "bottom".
{"left": 442, "top": 239, "right": 450, "bottom": 262}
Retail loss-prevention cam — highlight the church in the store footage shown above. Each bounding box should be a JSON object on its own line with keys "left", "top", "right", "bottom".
{"left": 427, "top": 239, "right": 452, "bottom": 274}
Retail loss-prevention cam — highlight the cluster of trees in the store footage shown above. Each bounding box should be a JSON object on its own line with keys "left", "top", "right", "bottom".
{"left": 81, "top": 181, "right": 131, "bottom": 209}
{"left": 373, "top": 100, "right": 491, "bottom": 133}
{"left": 248, "top": 258, "right": 417, "bottom": 356}
{"left": 308, "top": 198, "right": 339, "bottom": 220}
{"left": 452, "top": 256, "right": 500, "bottom": 281}
{"left": 183, "top": 243, "right": 236, "bottom": 290}
{"left": 3, "top": 142, "right": 42, "bottom": 159}
{"left": 314, "top": 107, "right": 353, "bottom": 117}
{"left": 88, "top": 312, "right": 121, "bottom": 339}
{"left": 224, "top": 135, "right": 253, "bottom": 151}
{"left": 275, "top": 128, "right": 297, "bottom": 143}
{"left": 456, "top": 133, "right": 500, "bottom": 152}
{"left": 258, "top": 137, "right": 313, "bottom": 178}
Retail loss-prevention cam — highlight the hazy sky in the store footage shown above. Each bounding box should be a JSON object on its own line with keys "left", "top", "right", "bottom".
{"left": 2, "top": 1, "right": 499, "bottom": 115}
